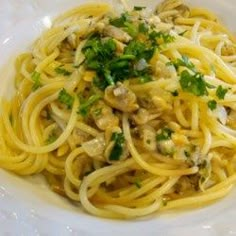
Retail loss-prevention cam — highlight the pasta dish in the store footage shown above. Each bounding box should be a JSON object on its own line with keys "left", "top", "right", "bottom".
{"left": 1, "top": 0, "right": 236, "bottom": 219}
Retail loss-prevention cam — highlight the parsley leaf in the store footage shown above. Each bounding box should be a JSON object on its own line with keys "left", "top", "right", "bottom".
{"left": 83, "top": 34, "right": 155, "bottom": 90}
{"left": 110, "top": 12, "right": 138, "bottom": 37}
{"left": 124, "top": 22, "right": 139, "bottom": 37}
{"left": 83, "top": 36, "right": 118, "bottom": 88}
{"left": 124, "top": 40, "right": 155, "bottom": 61}
{"left": 31, "top": 71, "right": 41, "bottom": 91}
{"left": 46, "top": 133, "right": 57, "bottom": 144}
{"left": 55, "top": 66, "right": 72, "bottom": 76}
{"left": 139, "top": 75, "right": 152, "bottom": 83}
{"left": 180, "top": 70, "right": 209, "bottom": 96}
{"left": 138, "top": 22, "right": 149, "bottom": 33}
{"left": 110, "top": 12, "right": 130, "bottom": 27}
{"left": 83, "top": 36, "right": 116, "bottom": 67}
{"left": 78, "top": 94, "right": 101, "bottom": 117}
{"left": 134, "top": 179, "right": 142, "bottom": 188}
{"left": 149, "top": 31, "right": 175, "bottom": 45}
{"left": 93, "top": 76, "right": 108, "bottom": 90}
{"left": 208, "top": 100, "right": 217, "bottom": 110}
{"left": 169, "top": 55, "right": 195, "bottom": 72}
{"left": 109, "top": 132, "right": 125, "bottom": 161}
{"left": 216, "top": 85, "right": 228, "bottom": 100}
{"left": 156, "top": 128, "right": 174, "bottom": 141}
{"left": 133, "top": 6, "right": 146, "bottom": 11}
{"left": 58, "top": 89, "right": 74, "bottom": 109}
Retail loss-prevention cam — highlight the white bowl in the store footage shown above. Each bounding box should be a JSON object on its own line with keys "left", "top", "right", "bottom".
{"left": 0, "top": 0, "right": 236, "bottom": 235}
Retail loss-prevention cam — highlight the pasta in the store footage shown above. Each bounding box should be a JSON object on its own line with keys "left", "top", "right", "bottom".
{"left": 1, "top": 0, "right": 236, "bottom": 219}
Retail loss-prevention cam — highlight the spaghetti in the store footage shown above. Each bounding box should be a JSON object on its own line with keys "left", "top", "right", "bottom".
{"left": 1, "top": 0, "right": 236, "bottom": 219}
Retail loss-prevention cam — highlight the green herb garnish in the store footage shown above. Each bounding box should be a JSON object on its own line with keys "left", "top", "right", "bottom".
{"left": 216, "top": 85, "right": 228, "bottom": 100}
{"left": 83, "top": 36, "right": 116, "bottom": 68}
{"left": 134, "top": 179, "right": 142, "bottom": 188}
{"left": 124, "top": 40, "right": 155, "bottom": 61}
{"left": 58, "top": 88, "right": 74, "bottom": 109}
{"left": 149, "top": 31, "right": 175, "bottom": 45}
{"left": 55, "top": 66, "right": 72, "bottom": 76}
{"left": 133, "top": 6, "right": 146, "bottom": 11}
{"left": 110, "top": 12, "right": 130, "bottom": 28}
{"left": 139, "top": 22, "right": 149, "bottom": 33}
{"left": 84, "top": 36, "right": 154, "bottom": 89}
{"left": 207, "top": 100, "right": 217, "bottom": 110}
{"left": 110, "top": 12, "right": 138, "bottom": 37}
{"left": 156, "top": 128, "right": 174, "bottom": 141}
{"left": 109, "top": 132, "right": 125, "bottom": 161}
{"left": 169, "top": 55, "right": 195, "bottom": 72}
{"left": 31, "top": 71, "right": 41, "bottom": 91}
{"left": 139, "top": 75, "right": 152, "bottom": 83}
{"left": 46, "top": 134, "right": 57, "bottom": 144}
{"left": 78, "top": 94, "right": 101, "bottom": 117}
{"left": 180, "top": 70, "right": 209, "bottom": 96}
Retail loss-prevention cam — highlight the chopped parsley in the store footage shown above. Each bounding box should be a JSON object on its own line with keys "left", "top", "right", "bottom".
{"left": 198, "top": 159, "right": 211, "bottom": 186}
{"left": 31, "top": 71, "right": 41, "bottom": 91}
{"left": 93, "top": 76, "right": 108, "bottom": 90}
{"left": 46, "top": 133, "right": 57, "bottom": 144}
{"left": 134, "top": 179, "right": 142, "bottom": 188}
{"left": 216, "top": 85, "right": 228, "bottom": 100}
{"left": 124, "top": 40, "right": 155, "bottom": 61}
{"left": 83, "top": 36, "right": 117, "bottom": 87}
{"left": 110, "top": 12, "right": 130, "bottom": 28}
{"left": 180, "top": 70, "right": 209, "bottom": 96}
{"left": 168, "top": 55, "right": 195, "bottom": 72}
{"left": 109, "top": 12, "right": 138, "bottom": 37}
{"left": 83, "top": 36, "right": 117, "bottom": 70}
{"left": 55, "top": 66, "right": 72, "bottom": 76}
{"left": 84, "top": 36, "right": 154, "bottom": 89}
{"left": 58, "top": 89, "right": 74, "bottom": 109}
{"left": 109, "top": 132, "right": 125, "bottom": 161}
{"left": 156, "top": 128, "right": 174, "bottom": 141}
{"left": 139, "top": 22, "right": 149, "bottom": 33}
{"left": 124, "top": 22, "right": 139, "bottom": 37}
{"left": 149, "top": 31, "right": 175, "bottom": 45}
{"left": 139, "top": 75, "right": 152, "bottom": 83}
{"left": 78, "top": 94, "right": 101, "bottom": 117}
{"left": 133, "top": 6, "right": 146, "bottom": 11}
{"left": 82, "top": 21, "right": 174, "bottom": 90}
{"left": 208, "top": 100, "right": 217, "bottom": 110}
